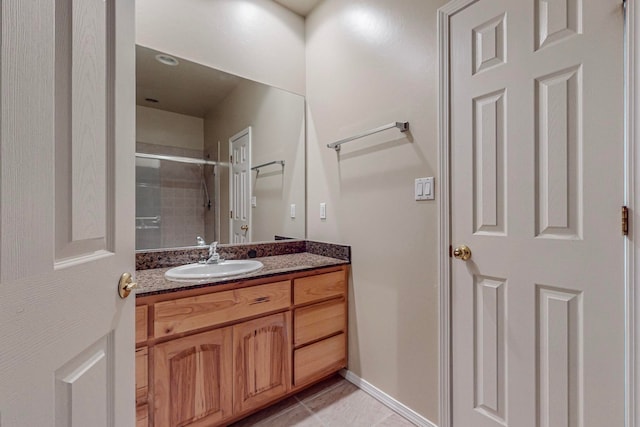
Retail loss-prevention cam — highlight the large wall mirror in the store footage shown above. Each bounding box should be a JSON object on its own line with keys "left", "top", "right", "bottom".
{"left": 135, "top": 45, "right": 306, "bottom": 250}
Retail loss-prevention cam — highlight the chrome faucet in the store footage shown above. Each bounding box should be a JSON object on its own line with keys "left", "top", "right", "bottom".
{"left": 205, "top": 241, "right": 225, "bottom": 264}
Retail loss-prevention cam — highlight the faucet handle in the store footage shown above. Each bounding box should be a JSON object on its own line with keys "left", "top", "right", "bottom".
{"left": 209, "top": 241, "right": 219, "bottom": 255}
{"left": 196, "top": 236, "right": 206, "bottom": 246}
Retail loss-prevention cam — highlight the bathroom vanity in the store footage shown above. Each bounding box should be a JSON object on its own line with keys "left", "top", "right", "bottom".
{"left": 134, "top": 243, "right": 349, "bottom": 427}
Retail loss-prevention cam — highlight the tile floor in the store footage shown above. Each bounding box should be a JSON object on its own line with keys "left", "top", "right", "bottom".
{"left": 229, "top": 375, "right": 416, "bottom": 427}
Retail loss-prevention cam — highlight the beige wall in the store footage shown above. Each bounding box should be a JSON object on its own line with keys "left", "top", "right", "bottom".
{"left": 136, "top": 0, "right": 306, "bottom": 95}
{"left": 306, "top": 0, "right": 446, "bottom": 422}
{"left": 136, "top": 106, "right": 204, "bottom": 151}
{"left": 204, "top": 80, "right": 306, "bottom": 243}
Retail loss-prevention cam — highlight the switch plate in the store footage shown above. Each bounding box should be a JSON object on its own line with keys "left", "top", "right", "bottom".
{"left": 290, "top": 204, "right": 296, "bottom": 218}
{"left": 415, "top": 177, "right": 435, "bottom": 201}
{"left": 320, "top": 203, "right": 327, "bottom": 219}
{"left": 251, "top": 196, "right": 257, "bottom": 207}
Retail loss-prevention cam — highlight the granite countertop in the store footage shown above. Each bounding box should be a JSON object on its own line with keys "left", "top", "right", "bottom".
{"left": 135, "top": 252, "right": 349, "bottom": 296}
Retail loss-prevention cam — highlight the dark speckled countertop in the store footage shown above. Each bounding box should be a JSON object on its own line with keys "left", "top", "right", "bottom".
{"left": 135, "top": 252, "right": 348, "bottom": 296}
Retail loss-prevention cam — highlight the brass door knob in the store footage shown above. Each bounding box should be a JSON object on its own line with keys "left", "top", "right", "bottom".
{"left": 453, "top": 245, "right": 472, "bottom": 261}
{"left": 118, "top": 272, "right": 138, "bottom": 299}
{"left": 240, "top": 225, "right": 249, "bottom": 231}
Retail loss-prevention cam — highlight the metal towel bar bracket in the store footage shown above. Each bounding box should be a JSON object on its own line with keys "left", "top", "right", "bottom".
{"left": 327, "top": 121, "right": 409, "bottom": 152}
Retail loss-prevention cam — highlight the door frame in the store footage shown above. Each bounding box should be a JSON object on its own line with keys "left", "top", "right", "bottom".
{"left": 437, "top": 1, "right": 637, "bottom": 426}
{"left": 228, "top": 126, "right": 252, "bottom": 243}
{"left": 627, "top": 2, "right": 639, "bottom": 425}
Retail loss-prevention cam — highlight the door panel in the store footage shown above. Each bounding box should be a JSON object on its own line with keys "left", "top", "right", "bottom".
{"left": 536, "top": 286, "right": 582, "bottom": 427}
{"left": 535, "top": 65, "right": 582, "bottom": 239}
{"left": 69, "top": 0, "right": 108, "bottom": 242}
{"left": 472, "top": 13, "right": 506, "bottom": 75}
{"left": 535, "top": 0, "right": 581, "bottom": 50}
{"left": 54, "top": 333, "right": 113, "bottom": 427}
{"left": 473, "top": 276, "right": 506, "bottom": 424}
{"left": 55, "top": 0, "right": 115, "bottom": 262}
{"left": 472, "top": 89, "right": 506, "bottom": 235}
{"left": 0, "top": 0, "right": 135, "bottom": 425}
{"left": 449, "top": 0, "right": 624, "bottom": 426}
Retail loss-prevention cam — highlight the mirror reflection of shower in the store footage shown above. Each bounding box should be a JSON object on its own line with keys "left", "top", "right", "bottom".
{"left": 135, "top": 152, "right": 216, "bottom": 250}
{"left": 200, "top": 164, "right": 212, "bottom": 211}
{"left": 135, "top": 45, "right": 306, "bottom": 250}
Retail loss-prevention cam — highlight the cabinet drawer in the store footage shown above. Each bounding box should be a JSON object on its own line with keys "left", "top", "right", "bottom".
{"left": 293, "top": 270, "right": 346, "bottom": 305}
{"left": 135, "top": 347, "right": 148, "bottom": 405}
{"left": 136, "top": 305, "right": 148, "bottom": 344}
{"left": 154, "top": 281, "right": 291, "bottom": 338}
{"left": 136, "top": 404, "right": 148, "bottom": 427}
{"left": 294, "top": 299, "right": 345, "bottom": 346}
{"left": 294, "top": 333, "right": 346, "bottom": 386}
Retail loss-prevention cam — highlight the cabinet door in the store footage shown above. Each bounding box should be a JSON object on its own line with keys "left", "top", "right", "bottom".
{"left": 135, "top": 347, "right": 148, "bottom": 405}
{"left": 154, "top": 328, "right": 232, "bottom": 427}
{"left": 233, "top": 312, "right": 291, "bottom": 414}
{"left": 136, "top": 404, "right": 148, "bottom": 427}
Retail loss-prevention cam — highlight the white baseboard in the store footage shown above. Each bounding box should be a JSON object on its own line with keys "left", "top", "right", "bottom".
{"left": 339, "top": 369, "right": 438, "bottom": 427}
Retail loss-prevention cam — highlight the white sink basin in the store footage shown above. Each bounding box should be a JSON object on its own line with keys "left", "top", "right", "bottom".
{"left": 165, "top": 260, "right": 264, "bottom": 282}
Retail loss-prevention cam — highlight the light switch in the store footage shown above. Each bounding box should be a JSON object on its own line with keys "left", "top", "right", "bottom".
{"left": 320, "top": 203, "right": 327, "bottom": 219}
{"left": 424, "top": 180, "right": 432, "bottom": 197}
{"left": 415, "top": 177, "right": 435, "bottom": 201}
{"left": 415, "top": 179, "right": 424, "bottom": 197}
{"left": 290, "top": 204, "right": 296, "bottom": 218}
{"left": 251, "top": 196, "right": 257, "bottom": 207}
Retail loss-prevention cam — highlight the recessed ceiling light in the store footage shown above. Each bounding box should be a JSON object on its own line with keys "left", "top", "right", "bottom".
{"left": 155, "top": 54, "right": 179, "bottom": 66}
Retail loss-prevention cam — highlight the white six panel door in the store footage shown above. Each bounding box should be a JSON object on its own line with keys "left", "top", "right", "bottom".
{"left": 450, "top": 0, "right": 624, "bottom": 426}
{"left": 230, "top": 128, "right": 252, "bottom": 243}
{"left": 0, "top": 0, "right": 135, "bottom": 425}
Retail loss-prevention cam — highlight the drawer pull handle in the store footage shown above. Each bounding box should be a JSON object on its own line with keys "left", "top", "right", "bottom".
{"left": 251, "top": 296, "right": 270, "bottom": 305}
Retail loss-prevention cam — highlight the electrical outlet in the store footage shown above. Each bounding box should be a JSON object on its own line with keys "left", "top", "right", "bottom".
{"left": 290, "top": 204, "right": 296, "bottom": 218}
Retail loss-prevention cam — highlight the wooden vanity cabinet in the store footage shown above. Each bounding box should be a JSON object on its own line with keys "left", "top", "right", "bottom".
{"left": 135, "top": 265, "right": 348, "bottom": 427}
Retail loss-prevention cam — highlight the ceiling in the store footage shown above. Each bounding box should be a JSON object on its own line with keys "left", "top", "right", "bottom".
{"left": 272, "top": 0, "right": 321, "bottom": 17}
{"left": 137, "top": 1, "right": 322, "bottom": 117}
{"left": 136, "top": 45, "right": 242, "bottom": 118}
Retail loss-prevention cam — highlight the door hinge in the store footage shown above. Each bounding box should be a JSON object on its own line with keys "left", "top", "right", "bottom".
{"left": 622, "top": 206, "right": 629, "bottom": 236}
{"left": 230, "top": 155, "right": 233, "bottom": 163}
{"left": 230, "top": 210, "right": 233, "bottom": 219}
{"left": 449, "top": 245, "right": 453, "bottom": 258}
